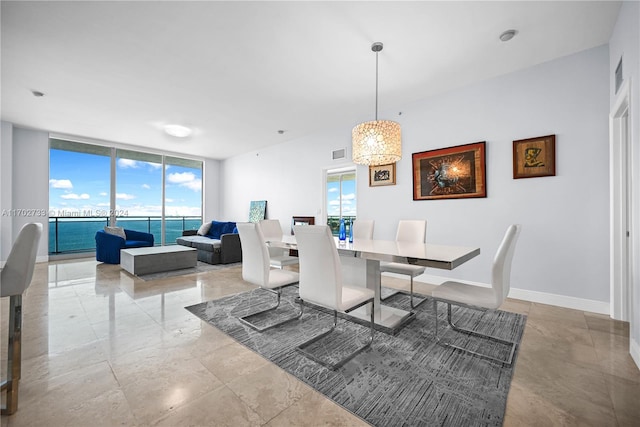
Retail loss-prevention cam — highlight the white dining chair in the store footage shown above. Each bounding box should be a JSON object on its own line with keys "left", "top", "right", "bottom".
{"left": 431, "top": 224, "right": 522, "bottom": 365}
{"left": 380, "top": 220, "right": 427, "bottom": 308}
{"left": 1, "top": 223, "right": 43, "bottom": 415}
{"left": 259, "top": 219, "right": 299, "bottom": 269}
{"left": 236, "top": 222, "right": 301, "bottom": 332}
{"left": 352, "top": 219, "right": 375, "bottom": 240}
{"left": 294, "top": 225, "right": 375, "bottom": 370}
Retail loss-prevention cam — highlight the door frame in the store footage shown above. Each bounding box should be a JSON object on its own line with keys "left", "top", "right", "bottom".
{"left": 610, "top": 78, "right": 632, "bottom": 321}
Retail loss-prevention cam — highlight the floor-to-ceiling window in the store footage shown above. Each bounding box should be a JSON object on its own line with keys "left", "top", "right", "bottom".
{"left": 48, "top": 138, "right": 202, "bottom": 254}
{"left": 48, "top": 139, "right": 111, "bottom": 253}
{"left": 326, "top": 168, "right": 356, "bottom": 236}
{"left": 115, "top": 149, "right": 163, "bottom": 242}
{"left": 164, "top": 156, "right": 203, "bottom": 244}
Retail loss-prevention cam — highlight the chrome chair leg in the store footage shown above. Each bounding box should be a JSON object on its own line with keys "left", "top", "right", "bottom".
{"left": 296, "top": 298, "right": 374, "bottom": 370}
{"left": 408, "top": 276, "right": 428, "bottom": 309}
{"left": 1, "top": 295, "right": 23, "bottom": 415}
{"left": 433, "top": 299, "right": 517, "bottom": 365}
{"left": 238, "top": 286, "right": 302, "bottom": 332}
{"left": 381, "top": 276, "right": 426, "bottom": 309}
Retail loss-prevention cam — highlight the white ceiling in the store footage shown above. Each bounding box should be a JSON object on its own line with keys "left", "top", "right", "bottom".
{"left": 1, "top": 1, "right": 621, "bottom": 160}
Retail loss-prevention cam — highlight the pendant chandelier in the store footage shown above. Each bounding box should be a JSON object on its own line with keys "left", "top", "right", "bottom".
{"left": 352, "top": 42, "right": 402, "bottom": 166}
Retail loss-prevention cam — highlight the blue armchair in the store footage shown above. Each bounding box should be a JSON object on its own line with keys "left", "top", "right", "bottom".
{"left": 95, "top": 229, "right": 154, "bottom": 264}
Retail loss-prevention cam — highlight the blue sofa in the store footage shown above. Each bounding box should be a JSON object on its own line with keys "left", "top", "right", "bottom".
{"left": 95, "top": 229, "right": 154, "bottom": 264}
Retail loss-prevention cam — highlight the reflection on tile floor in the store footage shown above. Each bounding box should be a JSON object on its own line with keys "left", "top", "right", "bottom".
{"left": 1, "top": 258, "right": 638, "bottom": 426}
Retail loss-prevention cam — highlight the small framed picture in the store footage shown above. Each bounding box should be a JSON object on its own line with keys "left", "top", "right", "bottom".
{"left": 513, "top": 135, "right": 556, "bottom": 179}
{"left": 369, "top": 163, "right": 396, "bottom": 187}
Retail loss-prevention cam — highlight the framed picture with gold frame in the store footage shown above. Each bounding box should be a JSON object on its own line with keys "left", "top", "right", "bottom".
{"left": 412, "top": 141, "right": 486, "bottom": 200}
{"left": 513, "top": 134, "right": 556, "bottom": 179}
{"left": 369, "top": 163, "right": 396, "bottom": 187}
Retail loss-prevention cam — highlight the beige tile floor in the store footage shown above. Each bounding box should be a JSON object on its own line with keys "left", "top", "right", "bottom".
{"left": 1, "top": 258, "right": 639, "bottom": 426}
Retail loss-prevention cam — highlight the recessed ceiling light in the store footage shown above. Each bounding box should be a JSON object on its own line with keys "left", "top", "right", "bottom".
{"left": 277, "top": 130, "right": 285, "bottom": 134}
{"left": 32, "top": 90, "right": 45, "bottom": 97}
{"left": 164, "top": 124, "right": 192, "bottom": 138}
{"left": 499, "top": 29, "right": 518, "bottom": 42}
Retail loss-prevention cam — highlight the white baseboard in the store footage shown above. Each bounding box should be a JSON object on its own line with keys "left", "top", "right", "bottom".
{"left": 631, "top": 338, "right": 640, "bottom": 371}
{"left": 507, "top": 287, "right": 610, "bottom": 315}
{"left": 385, "top": 273, "right": 611, "bottom": 315}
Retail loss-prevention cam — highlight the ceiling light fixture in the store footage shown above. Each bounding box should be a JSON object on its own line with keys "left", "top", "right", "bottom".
{"left": 499, "top": 29, "right": 517, "bottom": 42}
{"left": 164, "top": 124, "right": 192, "bottom": 138}
{"left": 352, "top": 42, "right": 401, "bottom": 166}
{"left": 31, "top": 90, "right": 44, "bottom": 97}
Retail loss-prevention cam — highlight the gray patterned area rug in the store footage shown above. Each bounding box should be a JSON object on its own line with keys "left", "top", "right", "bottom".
{"left": 186, "top": 286, "right": 526, "bottom": 427}
{"left": 137, "top": 261, "right": 241, "bottom": 281}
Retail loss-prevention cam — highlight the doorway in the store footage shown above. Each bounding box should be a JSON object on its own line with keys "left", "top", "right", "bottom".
{"left": 610, "top": 79, "right": 632, "bottom": 322}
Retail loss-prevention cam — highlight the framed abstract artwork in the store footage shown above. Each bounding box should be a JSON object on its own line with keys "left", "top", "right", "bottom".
{"left": 513, "top": 134, "right": 556, "bottom": 179}
{"left": 412, "top": 141, "right": 486, "bottom": 200}
{"left": 248, "top": 200, "right": 267, "bottom": 223}
{"left": 369, "top": 163, "right": 396, "bottom": 187}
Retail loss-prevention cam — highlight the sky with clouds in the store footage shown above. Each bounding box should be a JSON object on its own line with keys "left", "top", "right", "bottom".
{"left": 327, "top": 175, "right": 356, "bottom": 217}
{"left": 49, "top": 149, "right": 202, "bottom": 217}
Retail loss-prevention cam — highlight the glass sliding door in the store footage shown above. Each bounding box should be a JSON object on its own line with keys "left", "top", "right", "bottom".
{"left": 326, "top": 169, "right": 356, "bottom": 236}
{"left": 115, "top": 149, "right": 163, "bottom": 243}
{"left": 164, "top": 156, "right": 203, "bottom": 244}
{"left": 48, "top": 139, "right": 111, "bottom": 253}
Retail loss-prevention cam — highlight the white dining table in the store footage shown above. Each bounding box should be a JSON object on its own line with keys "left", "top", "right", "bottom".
{"left": 267, "top": 235, "right": 480, "bottom": 332}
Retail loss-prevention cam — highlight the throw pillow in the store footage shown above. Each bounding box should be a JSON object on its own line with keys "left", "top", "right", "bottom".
{"left": 104, "top": 226, "right": 126, "bottom": 240}
{"left": 197, "top": 222, "right": 212, "bottom": 236}
{"left": 222, "top": 221, "right": 236, "bottom": 235}
{"left": 206, "top": 221, "right": 226, "bottom": 240}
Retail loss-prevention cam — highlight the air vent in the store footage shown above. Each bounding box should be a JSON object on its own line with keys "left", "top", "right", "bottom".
{"left": 332, "top": 148, "right": 346, "bottom": 161}
{"left": 615, "top": 57, "right": 623, "bottom": 93}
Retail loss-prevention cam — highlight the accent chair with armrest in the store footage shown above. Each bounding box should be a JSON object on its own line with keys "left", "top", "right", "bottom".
{"left": 431, "top": 224, "right": 522, "bottom": 365}
{"left": 1, "top": 223, "right": 42, "bottom": 415}
{"left": 95, "top": 228, "right": 154, "bottom": 264}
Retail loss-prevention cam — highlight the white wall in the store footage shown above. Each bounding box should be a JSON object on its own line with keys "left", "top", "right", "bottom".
{"left": 203, "top": 157, "right": 221, "bottom": 222}
{"left": 1, "top": 121, "right": 14, "bottom": 263}
{"left": 221, "top": 45, "right": 610, "bottom": 310}
{"left": 609, "top": 0, "right": 640, "bottom": 367}
{"left": 11, "top": 127, "right": 50, "bottom": 261}
{"left": 221, "top": 127, "right": 353, "bottom": 225}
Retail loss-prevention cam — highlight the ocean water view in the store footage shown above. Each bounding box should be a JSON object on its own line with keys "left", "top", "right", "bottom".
{"left": 49, "top": 216, "right": 201, "bottom": 254}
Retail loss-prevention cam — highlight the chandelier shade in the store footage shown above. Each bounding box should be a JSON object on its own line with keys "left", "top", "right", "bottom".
{"left": 352, "top": 42, "right": 402, "bottom": 166}
{"left": 352, "top": 120, "right": 402, "bottom": 166}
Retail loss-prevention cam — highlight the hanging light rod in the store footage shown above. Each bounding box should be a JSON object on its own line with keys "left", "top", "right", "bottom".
{"left": 352, "top": 42, "right": 402, "bottom": 166}
{"left": 372, "top": 42, "right": 383, "bottom": 121}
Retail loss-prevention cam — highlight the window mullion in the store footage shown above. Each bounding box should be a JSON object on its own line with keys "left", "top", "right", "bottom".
{"left": 110, "top": 147, "right": 116, "bottom": 226}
